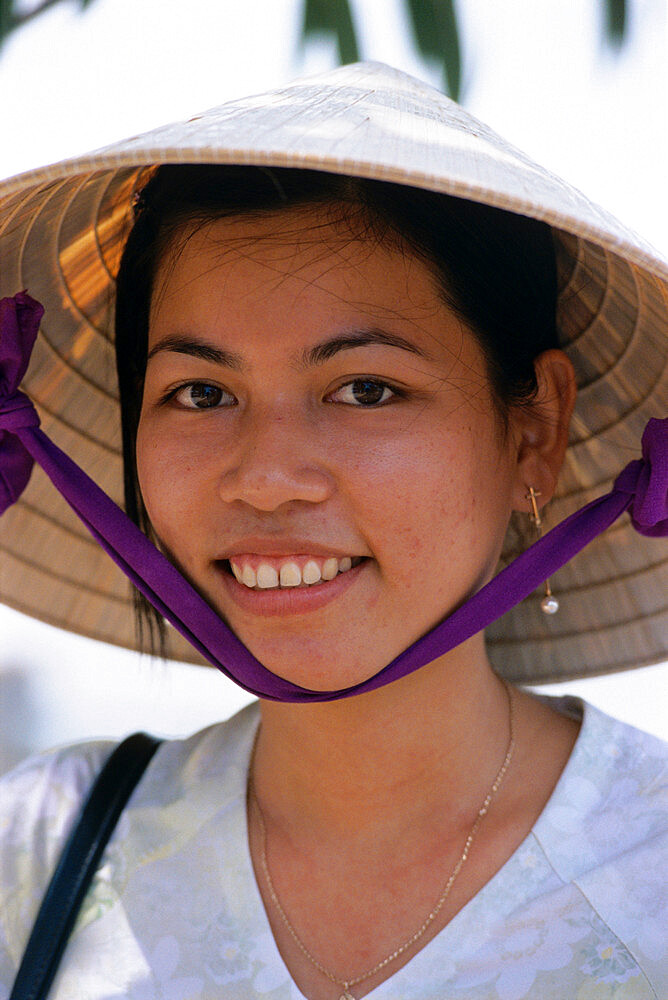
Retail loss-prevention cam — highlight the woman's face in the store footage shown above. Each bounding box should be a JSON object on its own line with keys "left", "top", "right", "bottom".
{"left": 137, "top": 208, "right": 526, "bottom": 690}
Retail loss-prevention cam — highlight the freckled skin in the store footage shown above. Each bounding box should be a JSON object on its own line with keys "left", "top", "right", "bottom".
{"left": 137, "top": 209, "right": 525, "bottom": 691}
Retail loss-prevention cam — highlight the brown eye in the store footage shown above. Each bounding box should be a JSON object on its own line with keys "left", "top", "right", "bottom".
{"left": 330, "top": 379, "right": 396, "bottom": 406}
{"left": 174, "top": 383, "right": 234, "bottom": 409}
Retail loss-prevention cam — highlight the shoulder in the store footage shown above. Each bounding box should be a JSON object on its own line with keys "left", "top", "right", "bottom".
{"left": 533, "top": 698, "right": 668, "bottom": 991}
{"left": 0, "top": 702, "right": 259, "bottom": 980}
{"left": 535, "top": 697, "right": 668, "bottom": 865}
{"left": 0, "top": 737, "right": 115, "bottom": 885}
{"left": 0, "top": 699, "right": 259, "bottom": 849}
{"left": 0, "top": 737, "right": 115, "bottom": 984}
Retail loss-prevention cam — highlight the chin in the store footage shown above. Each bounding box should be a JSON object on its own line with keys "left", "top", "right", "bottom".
{"left": 236, "top": 628, "right": 387, "bottom": 695}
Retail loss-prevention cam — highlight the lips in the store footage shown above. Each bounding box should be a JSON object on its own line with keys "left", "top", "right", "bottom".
{"left": 217, "top": 552, "right": 368, "bottom": 617}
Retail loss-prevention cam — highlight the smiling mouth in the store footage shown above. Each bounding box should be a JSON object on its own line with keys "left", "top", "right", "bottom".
{"left": 225, "top": 555, "right": 365, "bottom": 590}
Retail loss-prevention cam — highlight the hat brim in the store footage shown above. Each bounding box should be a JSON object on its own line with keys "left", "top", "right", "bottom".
{"left": 1, "top": 62, "right": 667, "bottom": 683}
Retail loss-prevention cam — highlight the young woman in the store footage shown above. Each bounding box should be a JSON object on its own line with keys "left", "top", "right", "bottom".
{"left": 0, "top": 63, "right": 666, "bottom": 999}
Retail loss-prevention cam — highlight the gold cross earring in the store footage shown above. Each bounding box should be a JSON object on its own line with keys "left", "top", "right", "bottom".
{"left": 526, "top": 487, "right": 559, "bottom": 615}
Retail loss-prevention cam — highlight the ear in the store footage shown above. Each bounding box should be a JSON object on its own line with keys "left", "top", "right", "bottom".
{"left": 509, "top": 349, "right": 577, "bottom": 512}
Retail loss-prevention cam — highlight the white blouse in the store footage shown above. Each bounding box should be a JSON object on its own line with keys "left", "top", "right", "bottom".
{"left": 1, "top": 697, "right": 666, "bottom": 999}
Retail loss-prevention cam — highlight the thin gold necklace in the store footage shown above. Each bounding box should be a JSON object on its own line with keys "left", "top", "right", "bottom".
{"left": 249, "top": 683, "right": 515, "bottom": 1000}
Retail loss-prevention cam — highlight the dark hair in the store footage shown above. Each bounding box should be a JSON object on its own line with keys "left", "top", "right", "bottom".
{"left": 115, "top": 164, "right": 559, "bottom": 653}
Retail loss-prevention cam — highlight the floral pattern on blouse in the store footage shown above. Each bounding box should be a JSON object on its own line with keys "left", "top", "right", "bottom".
{"left": 0, "top": 697, "right": 666, "bottom": 999}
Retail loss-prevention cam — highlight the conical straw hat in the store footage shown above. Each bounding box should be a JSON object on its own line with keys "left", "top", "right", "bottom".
{"left": 1, "top": 61, "right": 667, "bottom": 684}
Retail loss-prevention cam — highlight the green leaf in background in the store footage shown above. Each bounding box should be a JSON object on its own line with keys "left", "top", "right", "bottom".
{"left": 604, "top": 0, "right": 626, "bottom": 46}
{"left": 1, "top": 0, "right": 67, "bottom": 49}
{"left": 0, "top": 0, "right": 15, "bottom": 50}
{"left": 404, "top": 0, "right": 461, "bottom": 100}
{"left": 0, "top": 0, "right": 633, "bottom": 89}
{"left": 301, "top": 0, "right": 360, "bottom": 65}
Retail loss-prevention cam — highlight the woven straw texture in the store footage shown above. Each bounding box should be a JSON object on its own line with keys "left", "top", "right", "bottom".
{"left": 1, "top": 62, "right": 667, "bottom": 683}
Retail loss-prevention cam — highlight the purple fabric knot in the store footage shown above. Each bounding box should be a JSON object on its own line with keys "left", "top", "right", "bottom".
{"left": 613, "top": 417, "right": 668, "bottom": 537}
{"left": 0, "top": 390, "right": 40, "bottom": 433}
{"left": 0, "top": 292, "right": 43, "bottom": 392}
{"left": 0, "top": 292, "right": 44, "bottom": 515}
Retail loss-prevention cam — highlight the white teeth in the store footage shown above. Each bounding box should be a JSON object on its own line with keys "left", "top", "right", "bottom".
{"left": 230, "top": 556, "right": 360, "bottom": 589}
{"left": 241, "top": 564, "right": 256, "bottom": 588}
{"left": 279, "top": 562, "right": 302, "bottom": 587}
{"left": 256, "top": 563, "right": 279, "bottom": 589}
{"left": 302, "top": 560, "right": 322, "bottom": 585}
{"left": 322, "top": 557, "right": 339, "bottom": 580}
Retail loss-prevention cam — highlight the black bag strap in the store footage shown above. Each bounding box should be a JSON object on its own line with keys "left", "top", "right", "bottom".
{"left": 10, "top": 731, "right": 162, "bottom": 1000}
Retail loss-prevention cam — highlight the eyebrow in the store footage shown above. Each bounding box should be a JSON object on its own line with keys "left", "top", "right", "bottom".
{"left": 146, "top": 328, "right": 434, "bottom": 370}
{"left": 298, "top": 329, "right": 435, "bottom": 368}
{"left": 146, "top": 336, "right": 246, "bottom": 370}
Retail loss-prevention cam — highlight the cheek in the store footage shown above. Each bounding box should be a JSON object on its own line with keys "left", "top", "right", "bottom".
{"left": 343, "top": 429, "right": 464, "bottom": 560}
{"left": 135, "top": 419, "right": 207, "bottom": 548}
{"left": 357, "top": 422, "right": 512, "bottom": 584}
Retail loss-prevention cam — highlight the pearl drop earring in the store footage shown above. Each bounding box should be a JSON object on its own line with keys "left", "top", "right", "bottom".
{"left": 526, "top": 487, "right": 559, "bottom": 614}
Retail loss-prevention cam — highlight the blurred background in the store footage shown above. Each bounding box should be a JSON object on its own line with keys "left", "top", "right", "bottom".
{"left": 0, "top": 0, "right": 666, "bottom": 774}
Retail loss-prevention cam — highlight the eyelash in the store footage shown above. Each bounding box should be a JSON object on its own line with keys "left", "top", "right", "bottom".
{"left": 163, "top": 378, "right": 405, "bottom": 410}
{"left": 328, "top": 378, "right": 403, "bottom": 407}
{"left": 167, "top": 382, "right": 235, "bottom": 410}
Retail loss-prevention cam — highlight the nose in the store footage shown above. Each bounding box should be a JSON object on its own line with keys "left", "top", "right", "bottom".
{"left": 217, "top": 407, "right": 335, "bottom": 512}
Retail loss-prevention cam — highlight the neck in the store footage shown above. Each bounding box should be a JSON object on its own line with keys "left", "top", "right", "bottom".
{"left": 252, "top": 635, "right": 513, "bottom": 844}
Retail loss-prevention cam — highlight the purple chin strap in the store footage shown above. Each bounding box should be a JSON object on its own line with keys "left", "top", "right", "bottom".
{"left": 2, "top": 291, "right": 668, "bottom": 701}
